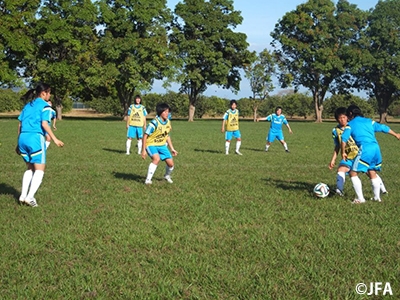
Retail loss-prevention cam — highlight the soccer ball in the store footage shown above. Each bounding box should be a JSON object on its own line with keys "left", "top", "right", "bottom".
{"left": 313, "top": 183, "right": 330, "bottom": 198}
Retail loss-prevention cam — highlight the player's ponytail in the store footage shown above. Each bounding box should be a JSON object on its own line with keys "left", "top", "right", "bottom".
{"left": 21, "top": 83, "right": 51, "bottom": 103}
{"left": 346, "top": 105, "right": 364, "bottom": 119}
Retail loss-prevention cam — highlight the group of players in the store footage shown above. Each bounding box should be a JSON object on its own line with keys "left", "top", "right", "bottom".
{"left": 16, "top": 83, "right": 400, "bottom": 207}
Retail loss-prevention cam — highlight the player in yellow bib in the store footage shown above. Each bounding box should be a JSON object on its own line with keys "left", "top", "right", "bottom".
{"left": 329, "top": 107, "right": 387, "bottom": 197}
{"left": 126, "top": 95, "right": 147, "bottom": 155}
{"left": 221, "top": 100, "right": 242, "bottom": 155}
{"left": 141, "top": 103, "right": 178, "bottom": 185}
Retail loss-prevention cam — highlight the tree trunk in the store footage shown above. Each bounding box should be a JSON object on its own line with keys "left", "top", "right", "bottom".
{"left": 56, "top": 105, "right": 62, "bottom": 120}
{"left": 188, "top": 103, "right": 195, "bottom": 122}
{"left": 253, "top": 107, "right": 258, "bottom": 122}
{"left": 379, "top": 111, "right": 388, "bottom": 124}
{"left": 314, "top": 93, "right": 322, "bottom": 123}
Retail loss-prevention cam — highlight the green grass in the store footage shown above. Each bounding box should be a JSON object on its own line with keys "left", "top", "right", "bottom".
{"left": 0, "top": 117, "right": 399, "bottom": 299}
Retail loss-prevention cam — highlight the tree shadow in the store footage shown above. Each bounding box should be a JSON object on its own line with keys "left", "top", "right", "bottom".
{"left": 0, "top": 183, "right": 20, "bottom": 204}
{"left": 113, "top": 172, "right": 146, "bottom": 182}
{"left": 103, "top": 148, "right": 126, "bottom": 154}
{"left": 194, "top": 148, "right": 222, "bottom": 154}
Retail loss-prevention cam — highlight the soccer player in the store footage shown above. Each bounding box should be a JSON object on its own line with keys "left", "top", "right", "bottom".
{"left": 45, "top": 100, "right": 57, "bottom": 149}
{"left": 16, "top": 83, "right": 64, "bottom": 207}
{"left": 141, "top": 103, "right": 177, "bottom": 185}
{"left": 221, "top": 100, "right": 242, "bottom": 155}
{"left": 329, "top": 107, "right": 387, "bottom": 197}
{"left": 257, "top": 106, "right": 292, "bottom": 152}
{"left": 341, "top": 105, "right": 400, "bottom": 203}
{"left": 126, "top": 95, "right": 147, "bottom": 155}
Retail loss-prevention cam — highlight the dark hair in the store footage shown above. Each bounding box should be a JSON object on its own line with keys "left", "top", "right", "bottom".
{"left": 346, "top": 104, "right": 364, "bottom": 118}
{"left": 156, "top": 102, "right": 171, "bottom": 116}
{"left": 334, "top": 107, "right": 347, "bottom": 121}
{"left": 230, "top": 100, "right": 237, "bottom": 107}
{"left": 21, "top": 83, "right": 51, "bottom": 102}
{"left": 134, "top": 95, "right": 142, "bottom": 103}
{"left": 275, "top": 106, "right": 282, "bottom": 113}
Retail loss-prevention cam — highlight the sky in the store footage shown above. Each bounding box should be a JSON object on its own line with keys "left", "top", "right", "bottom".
{"left": 152, "top": 0, "right": 380, "bottom": 99}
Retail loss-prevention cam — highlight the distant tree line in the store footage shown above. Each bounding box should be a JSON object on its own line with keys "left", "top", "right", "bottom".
{"left": 1, "top": 0, "right": 400, "bottom": 122}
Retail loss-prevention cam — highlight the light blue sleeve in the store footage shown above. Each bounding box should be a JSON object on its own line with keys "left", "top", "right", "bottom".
{"left": 372, "top": 121, "right": 390, "bottom": 133}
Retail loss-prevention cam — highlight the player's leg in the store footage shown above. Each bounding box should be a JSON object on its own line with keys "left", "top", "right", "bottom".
{"left": 137, "top": 127, "right": 144, "bottom": 155}
{"left": 45, "top": 133, "right": 51, "bottom": 149}
{"left": 350, "top": 154, "right": 369, "bottom": 203}
{"left": 159, "top": 145, "right": 174, "bottom": 183}
{"left": 126, "top": 127, "right": 133, "bottom": 155}
{"left": 265, "top": 131, "right": 274, "bottom": 152}
{"left": 145, "top": 146, "right": 160, "bottom": 184}
{"left": 278, "top": 132, "right": 288, "bottom": 152}
{"left": 234, "top": 131, "right": 242, "bottom": 155}
{"left": 20, "top": 163, "right": 34, "bottom": 204}
{"left": 225, "top": 131, "right": 233, "bottom": 155}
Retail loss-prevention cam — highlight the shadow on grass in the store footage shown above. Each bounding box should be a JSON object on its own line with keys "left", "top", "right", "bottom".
{"left": 103, "top": 148, "right": 126, "bottom": 154}
{"left": 263, "top": 178, "right": 339, "bottom": 198}
{"left": 241, "top": 147, "right": 265, "bottom": 152}
{"left": 194, "top": 148, "right": 221, "bottom": 154}
{"left": 113, "top": 172, "right": 146, "bottom": 182}
{"left": 0, "top": 183, "right": 20, "bottom": 203}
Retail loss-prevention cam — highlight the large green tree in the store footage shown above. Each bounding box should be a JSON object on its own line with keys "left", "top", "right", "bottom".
{"left": 0, "top": 0, "right": 40, "bottom": 87}
{"left": 354, "top": 0, "right": 400, "bottom": 123}
{"left": 97, "top": 0, "right": 176, "bottom": 116}
{"left": 170, "top": 0, "right": 254, "bottom": 121}
{"left": 25, "top": 0, "right": 99, "bottom": 118}
{"left": 245, "top": 49, "right": 276, "bottom": 121}
{"left": 271, "top": 0, "right": 368, "bottom": 122}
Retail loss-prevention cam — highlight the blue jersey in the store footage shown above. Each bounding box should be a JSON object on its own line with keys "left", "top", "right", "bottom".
{"left": 18, "top": 98, "right": 52, "bottom": 135}
{"left": 266, "top": 114, "right": 288, "bottom": 132}
{"left": 342, "top": 116, "right": 390, "bottom": 146}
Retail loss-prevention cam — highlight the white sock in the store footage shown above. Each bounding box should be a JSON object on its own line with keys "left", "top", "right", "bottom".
{"left": 371, "top": 177, "right": 381, "bottom": 201}
{"left": 336, "top": 172, "right": 345, "bottom": 192}
{"left": 236, "top": 141, "right": 241, "bottom": 152}
{"left": 225, "top": 141, "right": 230, "bottom": 154}
{"left": 165, "top": 166, "right": 174, "bottom": 177}
{"left": 21, "top": 170, "right": 33, "bottom": 199}
{"left": 126, "top": 139, "right": 131, "bottom": 153}
{"left": 137, "top": 140, "right": 142, "bottom": 154}
{"left": 27, "top": 170, "right": 44, "bottom": 200}
{"left": 146, "top": 163, "right": 158, "bottom": 181}
{"left": 283, "top": 142, "right": 288, "bottom": 151}
{"left": 351, "top": 176, "right": 365, "bottom": 201}
{"left": 45, "top": 141, "right": 50, "bottom": 149}
{"left": 376, "top": 174, "right": 387, "bottom": 193}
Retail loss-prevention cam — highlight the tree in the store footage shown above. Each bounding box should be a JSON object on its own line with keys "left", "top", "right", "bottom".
{"left": 0, "top": 0, "right": 40, "bottom": 87}
{"left": 97, "top": 0, "right": 176, "bottom": 117}
{"left": 245, "top": 49, "right": 276, "bottom": 121}
{"left": 25, "top": 0, "right": 99, "bottom": 118}
{"left": 354, "top": 0, "right": 400, "bottom": 123}
{"left": 271, "top": 0, "right": 368, "bottom": 122}
{"left": 170, "top": 0, "right": 254, "bottom": 121}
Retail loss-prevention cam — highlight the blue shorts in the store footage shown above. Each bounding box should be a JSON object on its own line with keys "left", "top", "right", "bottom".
{"left": 225, "top": 130, "right": 241, "bottom": 141}
{"left": 338, "top": 158, "right": 354, "bottom": 172}
{"left": 127, "top": 126, "right": 143, "bottom": 139}
{"left": 18, "top": 133, "right": 46, "bottom": 164}
{"left": 146, "top": 144, "right": 172, "bottom": 161}
{"left": 351, "top": 144, "right": 382, "bottom": 173}
{"left": 267, "top": 130, "right": 284, "bottom": 142}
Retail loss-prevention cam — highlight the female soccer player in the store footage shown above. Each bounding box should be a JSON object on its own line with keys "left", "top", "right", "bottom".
{"left": 16, "top": 83, "right": 64, "bottom": 207}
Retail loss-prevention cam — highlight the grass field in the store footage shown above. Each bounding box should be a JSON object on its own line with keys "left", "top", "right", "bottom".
{"left": 0, "top": 116, "right": 399, "bottom": 299}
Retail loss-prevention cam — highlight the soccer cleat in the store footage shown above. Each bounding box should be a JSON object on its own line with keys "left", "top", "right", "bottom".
{"left": 370, "top": 197, "right": 382, "bottom": 202}
{"left": 126, "top": 152, "right": 130, "bottom": 155}
{"left": 265, "top": 148, "right": 268, "bottom": 152}
{"left": 382, "top": 191, "right": 388, "bottom": 195}
{"left": 164, "top": 175, "right": 173, "bottom": 183}
{"left": 335, "top": 189, "right": 344, "bottom": 197}
{"left": 144, "top": 179, "right": 152, "bottom": 185}
{"left": 225, "top": 152, "right": 229, "bottom": 155}
{"left": 285, "top": 149, "right": 290, "bottom": 153}
{"left": 235, "top": 151, "right": 243, "bottom": 156}
{"left": 352, "top": 199, "right": 365, "bottom": 204}
{"left": 25, "top": 198, "right": 38, "bottom": 207}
